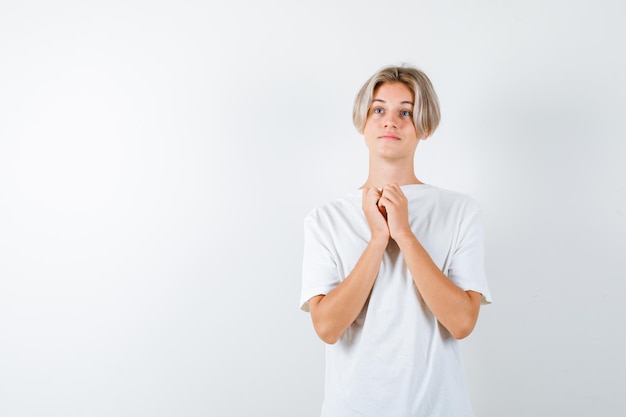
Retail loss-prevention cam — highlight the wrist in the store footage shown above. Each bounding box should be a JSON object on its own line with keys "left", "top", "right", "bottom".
{"left": 393, "top": 231, "right": 417, "bottom": 248}
{"left": 369, "top": 234, "right": 389, "bottom": 248}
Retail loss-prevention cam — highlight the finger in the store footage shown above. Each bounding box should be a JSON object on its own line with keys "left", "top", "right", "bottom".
{"left": 364, "top": 188, "right": 385, "bottom": 216}
{"left": 382, "top": 183, "right": 402, "bottom": 194}
{"left": 367, "top": 191, "right": 384, "bottom": 208}
{"left": 380, "top": 190, "right": 399, "bottom": 205}
{"left": 376, "top": 197, "right": 388, "bottom": 219}
{"left": 364, "top": 187, "right": 381, "bottom": 197}
{"left": 381, "top": 184, "right": 405, "bottom": 203}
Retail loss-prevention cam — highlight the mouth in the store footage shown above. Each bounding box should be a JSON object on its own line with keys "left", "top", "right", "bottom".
{"left": 379, "top": 134, "right": 400, "bottom": 141}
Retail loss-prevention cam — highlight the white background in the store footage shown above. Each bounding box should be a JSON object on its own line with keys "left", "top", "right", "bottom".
{"left": 1, "top": 1, "right": 625, "bottom": 416}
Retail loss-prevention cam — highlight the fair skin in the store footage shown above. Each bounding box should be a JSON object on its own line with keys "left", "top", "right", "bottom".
{"left": 309, "top": 82, "right": 482, "bottom": 344}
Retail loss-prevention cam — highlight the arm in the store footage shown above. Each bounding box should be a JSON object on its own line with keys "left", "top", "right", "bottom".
{"left": 378, "top": 184, "right": 482, "bottom": 339}
{"left": 308, "top": 188, "right": 389, "bottom": 344}
{"left": 395, "top": 236, "right": 482, "bottom": 339}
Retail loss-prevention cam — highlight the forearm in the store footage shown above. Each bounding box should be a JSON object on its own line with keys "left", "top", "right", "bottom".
{"left": 395, "top": 233, "right": 480, "bottom": 339}
{"left": 310, "top": 236, "right": 387, "bottom": 344}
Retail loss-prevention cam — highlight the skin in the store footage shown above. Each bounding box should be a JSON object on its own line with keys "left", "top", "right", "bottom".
{"left": 309, "top": 82, "right": 482, "bottom": 344}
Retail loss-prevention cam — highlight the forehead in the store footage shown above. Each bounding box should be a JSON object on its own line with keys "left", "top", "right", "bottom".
{"left": 372, "top": 82, "right": 414, "bottom": 103}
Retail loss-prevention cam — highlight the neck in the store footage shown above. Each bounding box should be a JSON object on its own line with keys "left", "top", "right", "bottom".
{"left": 361, "top": 157, "right": 421, "bottom": 189}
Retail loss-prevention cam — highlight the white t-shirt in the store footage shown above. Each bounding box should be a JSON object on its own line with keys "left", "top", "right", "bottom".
{"left": 300, "top": 184, "right": 492, "bottom": 417}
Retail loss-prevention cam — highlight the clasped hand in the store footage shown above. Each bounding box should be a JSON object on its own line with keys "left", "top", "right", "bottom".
{"left": 362, "top": 184, "right": 412, "bottom": 242}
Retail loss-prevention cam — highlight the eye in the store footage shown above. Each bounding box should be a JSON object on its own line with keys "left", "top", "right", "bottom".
{"left": 401, "top": 110, "right": 412, "bottom": 117}
{"left": 373, "top": 107, "right": 384, "bottom": 114}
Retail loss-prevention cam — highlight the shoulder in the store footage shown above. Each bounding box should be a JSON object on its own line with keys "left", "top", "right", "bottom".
{"left": 304, "top": 191, "right": 361, "bottom": 223}
{"left": 420, "top": 185, "right": 481, "bottom": 214}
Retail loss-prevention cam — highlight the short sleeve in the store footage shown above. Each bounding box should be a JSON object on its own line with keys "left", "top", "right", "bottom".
{"left": 299, "top": 212, "right": 341, "bottom": 312}
{"left": 448, "top": 207, "right": 492, "bottom": 305}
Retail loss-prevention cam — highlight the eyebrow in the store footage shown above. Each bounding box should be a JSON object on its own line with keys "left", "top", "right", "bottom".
{"left": 372, "top": 98, "right": 414, "bottom": 106}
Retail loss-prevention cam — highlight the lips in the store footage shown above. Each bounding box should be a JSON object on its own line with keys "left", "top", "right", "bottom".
{"left": 379, "top": 134, "right": 400, "bottom": 140}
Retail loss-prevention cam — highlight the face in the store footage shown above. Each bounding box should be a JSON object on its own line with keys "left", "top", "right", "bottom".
{"left": 362, "top": 82, "right": 420, "bottom": 161}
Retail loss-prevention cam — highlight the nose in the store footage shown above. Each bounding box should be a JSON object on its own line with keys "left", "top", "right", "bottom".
{"left": 383, "top": 114, "right": 397, "bottom": 128}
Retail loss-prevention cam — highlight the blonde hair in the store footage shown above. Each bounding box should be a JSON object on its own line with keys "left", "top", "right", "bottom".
{"left": 353, "top": 65, "right": 441, "bottom": 139}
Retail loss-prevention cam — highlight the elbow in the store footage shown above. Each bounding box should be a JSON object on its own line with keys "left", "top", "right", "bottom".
{"left": 314, "top": 323, "right": 341, "bottom": 345}
{"left": 309, "top": 295, "right": 345, "bottom": 344}
{"left": 319, "top": 334, "right": 340, "bottom": 345}
{"left": 450, "top": 322, "right": 475, "bottom": 340}
{"left": 449, "top": 294, "right": 481, "bottom": 339}
{"left": 447, "top": 314, "right": 478, "bottom": 340}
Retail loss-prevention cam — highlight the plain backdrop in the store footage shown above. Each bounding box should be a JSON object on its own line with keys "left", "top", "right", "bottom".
{"left": 1, "top": 1, "right": 625, "bottom": 416}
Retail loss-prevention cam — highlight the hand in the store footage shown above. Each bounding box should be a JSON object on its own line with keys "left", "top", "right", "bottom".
{"left": 362, "top": 187, "right": 390, "bottom": 243}
{"left": 377, "top": 184, "right": 413, "bottom": 241}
